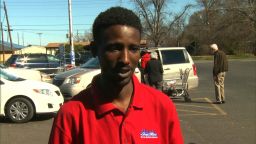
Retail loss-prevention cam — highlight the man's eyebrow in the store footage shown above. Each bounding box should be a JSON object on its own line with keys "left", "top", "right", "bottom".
{"left": 129, "top": 44, "right": 140, "bottom": 47}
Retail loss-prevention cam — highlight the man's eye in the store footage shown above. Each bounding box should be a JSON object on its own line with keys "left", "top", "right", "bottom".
{"left": 106, "top": 44, "right": 122, "bottom": 52}
{"left": 129, "top": 46, "right": 140, "bottom": 53}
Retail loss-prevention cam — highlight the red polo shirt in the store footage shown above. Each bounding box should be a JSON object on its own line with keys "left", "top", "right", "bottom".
{"left": 49, "top": 75, "right": 183, "bottom": 144}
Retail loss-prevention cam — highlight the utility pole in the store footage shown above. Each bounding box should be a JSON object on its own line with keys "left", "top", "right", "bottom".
{"left": 68, "top": 0, "right": 75, "bottom": 66}
{"left": 1, "top": 22, "right": 5, "bottom": 63}
{"left": 37, "top": 32, "right": 42, "bottom": 46}
{"left": 119, "top": 0, "right": 122, "bottom": 6}
{"left": 22, "top": 32, "right": 24, "bottom": 46}
{"left": 17, "top": 32, "right": 19, "bottom": 45}
{"left": 3, "top": 1, "right": 13, "bottom": 54}
{"left": 76, "top": 29, "right": 79, "bottom": 42}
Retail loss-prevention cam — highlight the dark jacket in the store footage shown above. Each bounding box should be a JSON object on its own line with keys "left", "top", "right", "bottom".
{"left": 144, "top": 59, "right": 164, "bottom": 83}
{"left": 213, "top": 50, "right": 228, "bottom": 76}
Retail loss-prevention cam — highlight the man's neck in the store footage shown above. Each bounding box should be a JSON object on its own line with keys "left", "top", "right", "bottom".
{"left": 97, "top": 75, "right": 134, "bottom": 113}
{"left": 112, "top": 83, "right": 134, "bottom": 113}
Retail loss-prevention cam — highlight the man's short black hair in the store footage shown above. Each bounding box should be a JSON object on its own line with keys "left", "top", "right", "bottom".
{"left": 92, "top": 6, "right": 142, "bottom": 43}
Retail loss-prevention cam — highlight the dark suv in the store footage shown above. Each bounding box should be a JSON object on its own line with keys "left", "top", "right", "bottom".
{"left": 4, "top": 53, "right": 62, "bottom": 74}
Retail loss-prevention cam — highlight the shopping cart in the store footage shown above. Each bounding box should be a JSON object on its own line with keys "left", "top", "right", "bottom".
{"left": 162, "top": 68, "right": 192, "bottom": 102}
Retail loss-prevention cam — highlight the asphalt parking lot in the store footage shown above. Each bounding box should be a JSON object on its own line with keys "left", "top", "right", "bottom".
{"left": 176, "top": 59, "right": 256, "bottom": 144}
{"left": 0, "top": 59, "right": 255, "bottom": 144}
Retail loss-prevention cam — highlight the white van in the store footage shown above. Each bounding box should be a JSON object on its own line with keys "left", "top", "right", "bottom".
{"left": 148, "top": 47, "right": 199, "bottom": 89}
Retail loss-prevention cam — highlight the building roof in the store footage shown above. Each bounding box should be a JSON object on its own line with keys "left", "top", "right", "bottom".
{"left": 45, "top": 43, "right": 63, "bottom": 48}
{"left": 0, "top": 41, "right": 25, "bottom": 52}
{"left": 45, "top": 42, "right": 91, "bottom": 49}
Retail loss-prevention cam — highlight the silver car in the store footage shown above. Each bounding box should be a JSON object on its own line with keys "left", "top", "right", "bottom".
{"left": 52, "top": 58, "right": 141, "bottom": 100}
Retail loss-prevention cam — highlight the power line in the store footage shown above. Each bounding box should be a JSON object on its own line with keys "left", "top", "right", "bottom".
{"left": 10, "top": 28, "right": 90, "bottom": 32}
{"left": 5, "top": 1, "right": 119, "bottom": 6}
{"left": 1, "top": 5, "right": 115, "bottom": 10}
{"left": 8, "top": 15, "right": 96, "bottom": 18}
{"left": 5, "top": 0, "right": 118, "bottom": 3}
{"left": 6, "top": 0, "right": 117, "bottom": 4}
{"left": 4, "top": 24, "right": 92, "bottom": 27}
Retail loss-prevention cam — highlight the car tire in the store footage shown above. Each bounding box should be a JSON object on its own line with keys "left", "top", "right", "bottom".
{"left": 6, "top": 97, "right": 34, "bottom": 123}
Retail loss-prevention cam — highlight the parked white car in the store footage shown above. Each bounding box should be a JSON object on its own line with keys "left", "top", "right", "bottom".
{"left": 52, "top": 57, "right": 141, "bottom": 100}
{"left": 0, "top": 64, "right": 51, "bottom": 82}
{"left": 148, "top": 47, "right": 199, "bottom": 89}
{"left": 0, "top": 68, "right": 64, "bottom": 123}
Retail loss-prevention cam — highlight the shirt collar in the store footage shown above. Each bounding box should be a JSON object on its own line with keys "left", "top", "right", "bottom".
{"left": 91, "top": 75, "right": 144, "bottom": 116}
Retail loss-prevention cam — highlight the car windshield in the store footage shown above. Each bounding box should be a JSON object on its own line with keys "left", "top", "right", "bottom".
{"left": 80, "top": 57, "right": 100, "bottom": 69}
{"left": 0, "top": 69, "right": 25, "bottom": 81}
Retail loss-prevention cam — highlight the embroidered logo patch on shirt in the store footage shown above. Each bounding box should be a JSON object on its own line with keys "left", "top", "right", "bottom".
{"left": 140, "top": 129, "right": 158, "bottom": 138}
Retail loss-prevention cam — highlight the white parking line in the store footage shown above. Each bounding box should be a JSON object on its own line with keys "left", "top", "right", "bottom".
{"left": 204, "top": 98, "right": 227, "bottom": 115}
{"left": 175, "top": 104, "right": 214, "bottom": 109}
{"left": 177, "top": 109, "right": 218, "bottom": 116}
{"left": 175, "top": 97, "right": 227, "bottom": 116}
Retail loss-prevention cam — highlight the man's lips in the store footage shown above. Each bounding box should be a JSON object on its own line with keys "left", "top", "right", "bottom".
{"left": 116, "top": 67, "right": 132, "bottom": 78}
{"left": 118, "top": 70, "right": 132, "bottom": 78}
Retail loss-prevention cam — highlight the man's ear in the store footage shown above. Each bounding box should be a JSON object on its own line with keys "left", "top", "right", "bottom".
{"left": 90, "top": 41, "right": 98, "bottom": 57}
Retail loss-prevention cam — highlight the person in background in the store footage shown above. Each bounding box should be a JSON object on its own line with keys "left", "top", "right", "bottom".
{"left": 144, "top": 51, "right": 164, "bottom": 91}
{"left": 141, "top": 50, "right": 151, "bottom": 69}
{"left": 210, "top": 43, "right": 228, "bottom": 104}
{"left": 49, "top": 6, "right": 183, "bottom": 144}
{"left": 140, "top": 50, "right": 151, "bottom": 84}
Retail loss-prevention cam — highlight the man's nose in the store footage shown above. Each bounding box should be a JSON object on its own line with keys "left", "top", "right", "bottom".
{"left": 120, "top": 48, "right": 130, "bottom": 64}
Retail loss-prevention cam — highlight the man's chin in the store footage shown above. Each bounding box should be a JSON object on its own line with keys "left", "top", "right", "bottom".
{"left": 111, "top": 76, "right": 131, "bottom": 87}
{"left": 103, "top": 72, "right": 133, "bottom": 87}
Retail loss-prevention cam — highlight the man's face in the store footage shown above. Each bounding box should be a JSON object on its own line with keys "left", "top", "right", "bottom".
{"left": 96, "top": 25, "right": 141, "bottom": 86}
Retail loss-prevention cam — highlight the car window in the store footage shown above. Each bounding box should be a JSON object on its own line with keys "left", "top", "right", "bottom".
{"left": 47, "top": 55, "right": 60, "bottom": 63}
{"left": 79, "top": 52, "right": 93, "bottom": 63}
{"left": 160, "top": 50, "right": 189, "bottom": 64}
{"left": 80, "top": 58, "right": 100, "bottom": 69}
{"left": 64, "top": 54, "right": 78, "bottom": 64}
{"left": 16, "top": 55, "right": 27, "bottom": 63}
{"left": 5, "top": 55, "right": 18, "bottom": 66}
{"left": 17, "top": 55, "right": 47, "bottom": 63}
{"left": 29, "top": 55, "right": 47, "bottom": 63}
{"left": 0, "top": 69, "right": 25, "bottom": 81}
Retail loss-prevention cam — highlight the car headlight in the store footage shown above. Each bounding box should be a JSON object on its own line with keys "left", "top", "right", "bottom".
{"left": 33, "top": 89, "right": 53, "bottom": 96}
{"left": 67, "top": 77, "right": 81, "bottom": 85}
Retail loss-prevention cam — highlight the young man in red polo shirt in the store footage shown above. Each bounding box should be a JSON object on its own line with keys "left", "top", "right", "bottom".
{"left": 49, "top": 7, "right": 184, "bottom": 144}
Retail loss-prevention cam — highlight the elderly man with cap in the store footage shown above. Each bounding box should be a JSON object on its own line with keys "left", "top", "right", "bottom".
{"left": 210, "top": 43, "right": 228, "bottom": 104}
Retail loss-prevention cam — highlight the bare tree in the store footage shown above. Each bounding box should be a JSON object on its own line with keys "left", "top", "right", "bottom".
{"left": 182, "top": 0, "right": 256, "bottom": 55}
{"left": 132, "top": 0, "right": 192, "bottom": 46}
{"left": 233, "top": 0, "right": 256, "bottom": 25}
{"left": 73, "top": 30, "right": 93, "bottom": 42}
{"left": 231, "top": 0, "right": 256, "bottom": 54}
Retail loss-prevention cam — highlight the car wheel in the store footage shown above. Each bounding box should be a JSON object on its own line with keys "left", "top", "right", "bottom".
{"left": 6, "top": 98, "right": 34, "bottom": 123}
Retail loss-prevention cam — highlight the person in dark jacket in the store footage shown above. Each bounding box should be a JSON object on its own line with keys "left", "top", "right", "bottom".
{"left": 145, "top": 51, "right": 164, "bottom": 90}
{"left": 210, "top": 44, "right": 228, "bottom": 104}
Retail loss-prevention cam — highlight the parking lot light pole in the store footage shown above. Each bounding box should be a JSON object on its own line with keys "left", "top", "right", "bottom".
{"left": 68, "top": 0, "right": 75, "bottom": 66}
